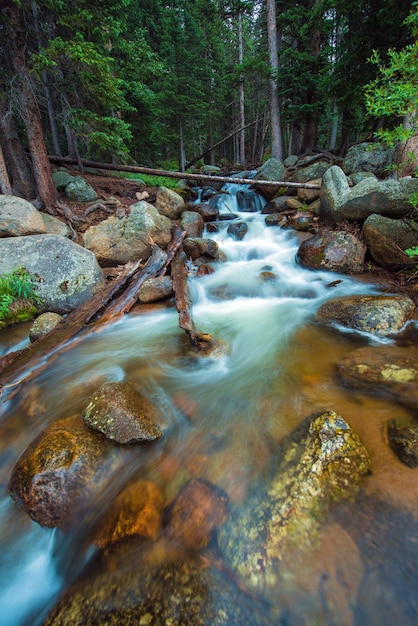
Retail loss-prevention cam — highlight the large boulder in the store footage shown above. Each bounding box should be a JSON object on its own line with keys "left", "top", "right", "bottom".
{"left": 289, "top": 159, "right": 332, "bottom": 183}
{"left": 180, "top": 210, "right": 204, "bottom": 237}
{"left": 154, "top": 186, "right": 185, "bottom": 219}
{"left": 217, "top": 410, "right": 370, "bottom": 600}
{"left": 0, "top": 195, "right": 47, "bottom": 237}
{"left": 337, "top": 346, "right": 418, "bottom": 410}
{"left": 317, "top": 294, "right": 415, "bottom": 337}
{"left": 320, "top": 166, "right": 414, "bottom": 223}
{"left": 333, "top": 177, "right": 412, "bottom": 221}
{"left": 83, "top": 201, "right": 172, "bottom": 265}
{"left": 65, "top": 176, "right": 97, "bottom": 202}
{"left": 296, "top": 229, "right": 366, "bottom": 274}
{"left": 363, "top": 214, "right": 418, "bottom": 268}
{"left": 0, "top": 234, "right": 106, "bottom": 313}
{"left": 8, "top": 415, "right": 122, "bottom": 528}
{"left": 319, "top": 166, "right": 350, "bottom": 222}
{"left": 342, "top": 142, "right": 393, "bottom": 176}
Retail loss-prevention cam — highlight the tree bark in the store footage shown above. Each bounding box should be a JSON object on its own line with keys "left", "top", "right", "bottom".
{"left": 2, "top": 1, "right": 60, "bottom": 213}
{"left": 0, "top": 94, "right": 36, "bottom": 198}
{"left": 238, "top": 10, "right": 246, "bottom": 167}
{"left": 0, "top": 141, "right": 12, "bottom": 194}
{"left": 171, "top": 248, "right": 211, "bottom": 350}
{"left": 266, "top": 0, "right": 284, "bottom": 161}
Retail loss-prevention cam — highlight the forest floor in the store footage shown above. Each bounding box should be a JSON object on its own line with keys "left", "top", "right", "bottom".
{"left": 59, "top": 168, "right": 418, "bottom": 307}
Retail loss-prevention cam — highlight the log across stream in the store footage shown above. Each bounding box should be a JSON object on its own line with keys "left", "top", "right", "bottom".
{"left": 1, "top": 182, "right": 418, "bottom": 625}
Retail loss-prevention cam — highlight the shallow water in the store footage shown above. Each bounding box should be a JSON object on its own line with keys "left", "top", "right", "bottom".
{"left": 1, "top": 187, "right": 418, "bottom": 625}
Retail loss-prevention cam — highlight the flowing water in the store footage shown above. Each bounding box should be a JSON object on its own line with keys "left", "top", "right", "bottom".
{"left": 1, "top": 183, "right": 418, "bottom": 625}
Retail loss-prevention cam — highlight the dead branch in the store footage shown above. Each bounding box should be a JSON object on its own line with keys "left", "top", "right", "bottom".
{"left": 171, "top": 248, "right": 211, "bottom": 350}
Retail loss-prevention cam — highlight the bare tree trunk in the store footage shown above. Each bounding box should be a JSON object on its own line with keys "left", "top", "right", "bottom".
{"left": 238, "top": 10, "right": 246, "bottom": 167}
{"left": 178, "top": 115, "right": 186, "bottom": 172}
{"left": 0, "top": 141, "right": 12, "bottom": 194}
{"left": 329, "top": 102, "right": 339, "bottom": 151}
{"left": 266, "top": 0, "right": 284, "bottom": 161}
{"left": 3, "top": 1, "right": 59, "bottom": 212}
{"left": 0, "top": 95, "right": 36, "bottom": 198}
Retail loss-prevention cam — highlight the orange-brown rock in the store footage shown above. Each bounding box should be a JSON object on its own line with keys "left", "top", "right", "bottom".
{"left": 166, "top": 478, "right": 228, "bottom": 550}
{"left": 94, "top": 480, "right": 164, "bottom": 551}
{"left": 8, "top": 415, "right": 122, "bottom": 528}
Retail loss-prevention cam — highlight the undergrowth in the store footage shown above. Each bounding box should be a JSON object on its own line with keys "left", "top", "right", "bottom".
{"left": 0, "top": 266, "right": 40, "bottom": 327}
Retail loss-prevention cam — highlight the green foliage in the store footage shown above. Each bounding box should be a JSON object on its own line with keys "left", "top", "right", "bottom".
{"left": 0, "top": 266, "right": 40, "bottom": 326}
{"left": 364, "top": 3, "right": 418, "bottom": 146}
{"left": 404, "top": 246, "right": 418, "bottom": 258}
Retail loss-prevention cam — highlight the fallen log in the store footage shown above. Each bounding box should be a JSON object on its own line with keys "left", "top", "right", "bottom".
{"left": 0, "top": 248, "right": 163, "bottom": 405}
{"left": 171, "top": 248, "right": 212, "bottom": 350}
{"left": 48, "top": 155, "right": 321, "bottom": 190}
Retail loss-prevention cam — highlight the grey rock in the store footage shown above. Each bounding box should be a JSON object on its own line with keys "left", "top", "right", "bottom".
{"left": 83, "top": 201, "right": 172, "bottom": 265}
{"left": 319, "top": 166, "right": 350, "bottom": 222}
{"left": 290, "top": 160, "right": 332, "bottom": 183}
{"left": 0, "top": 234, "right": 106, "bottom": 313}
{"left": 342, "top": 142, "right": 394, "bottom": 176}
{"left": 0, "top": 195, "right": 47, "bottom": 237}
{"left": 183, "top": 237, "right": 219, "bottom": 260}
{"left": 65, "top": 176, "right": 98, "bottom": 202}
{"left": 52, "top": 169, "right": 75, "bottom": 191}
{"left": 41, "top": 213, "right": 72, "bottom": 238}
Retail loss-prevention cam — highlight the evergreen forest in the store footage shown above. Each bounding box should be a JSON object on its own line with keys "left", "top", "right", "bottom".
{"left": 0, "top": 0, "right": 416, "bottom": 209}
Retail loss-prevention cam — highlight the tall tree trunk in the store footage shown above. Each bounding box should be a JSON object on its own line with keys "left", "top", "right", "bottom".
{"left": 329, "top": 102, "right": 339, "bottom": 151}
{"left": 2, "top": 1, "right": 59, "bottom": 211}
{"left": 238, "top": 10, "right": 246, "bottom": 167}
{"left": 0, "top": 95, "right": 36, "bottom": 198}
{"left": 0, "top": 141, "right": 12, "bottom": 194}
{"left": 266, "top": 0, "right": 284, "bottom": 161}
{"left": 178, "top": 115, "right": 186, "bottom": 172}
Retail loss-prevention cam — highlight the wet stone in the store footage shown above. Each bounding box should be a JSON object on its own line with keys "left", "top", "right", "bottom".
{"left": 166, "top": 478, "right": 229, "bottom": 550}
{"left": 337, "top": 346, "right": 418, "bottom": 409}
{"left": 44, "top": 560, "right": 272, "bottom": 626}
{"left": 94, "top": 480, "right": 164, "bottom": 552}
{"left": 29, "top": 312, "right": 63, "bottom": 342}
{"left": 227, "top": 221, "right": 248, "bottom": 240}
{"left": 386, "top": 419, "right": 418, "bottom": 468}
{"left": 217, "top": 410, "right": 370, "bottom": 599}
{"left": 317, "top": 294, "right": 415, "bottom": 337}
{"left": 83, "top": 381, "right": 163, "bottom": 444}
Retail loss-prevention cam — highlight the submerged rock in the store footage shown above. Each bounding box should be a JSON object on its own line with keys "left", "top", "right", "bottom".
{"left": 386, "top": 419, "right": 418, "bottom": 468}
{"left": 94, "top": 480, "right": 164, "bottom": 552}
{"left": 83, "top": 381, "right": 163, "bottom": 444}
{"left": 44, "top": 560, "right": 271, "bottom": 626}
{"left": 317, "top": 294, "right": 415, "bottom": 337}
{"left": 337, "top": 346, "right": 418, "bottom": 410}
{"left": 166, "top": 478, "right": 229, "bottom": 550}
{"left": 217, "top": 410, "right": 370, "bottom": 598}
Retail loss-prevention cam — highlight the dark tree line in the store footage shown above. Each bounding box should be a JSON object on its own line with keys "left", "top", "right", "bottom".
{"left": 0, "top": 0, "right": 414, "bottom": 211}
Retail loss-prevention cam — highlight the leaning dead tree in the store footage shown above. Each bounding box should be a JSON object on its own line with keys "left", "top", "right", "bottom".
{"left": 48, "top": 156, "right": 321, "bottom": 190}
